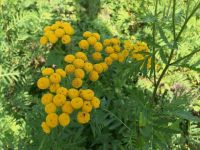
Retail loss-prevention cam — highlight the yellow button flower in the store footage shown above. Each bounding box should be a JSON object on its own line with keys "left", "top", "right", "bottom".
{"left": 55, "top": 69, "right": 66, "bottom": 78}
{"left": 64, "top": 54, "right": 75, "bottom": 63}
{"left": 72, "top": 78, "right": 83, "bottom": 88}
{"left": 73, "top": 59, "right": 85, "bottom": 69}
{"left": 71, "top": 97, "right": 84, "bottom": 109}
{"left": 92, "top": 52, "right": 102, "bottom": 61}
{"left": 40, "top": 36, "right": 48, "bottom": 45}
{"left": 92, "top": 33, "right": 100, "bottom": 40}
{"left": 48, "top": 33, "right": 58, "bottom": 44}
{"left": 79, "top": 40, "right": 89, "bottom": 49}
{"left": 122, "top": 49, "right": 129, "bottom": 57}
{"left": 77, "top": 111, "right": 90, "bottom": 124}
{"left": 37, "top": 77, "right": 50, "bottom": 89}
{"left": 118, "top": 53, "right": 125, "bottom": 62}
{"left": 50, "top": 73, "right": 61, "bottom": 83}
{"left": 103, "top": 39, "right": 111, "bottom": 46}
{"left": 62, "top": 101, "right": 73, "bottom": 114}
{"left": 110, "top": 53, "right": 118, "bottom": 60}
{"left": 104, "top": 57, "right": 113, "bottom": 65}
{"left": 49, "top": 83, "right": 60, "bottom": 93}
{"left": 63, "top": 25, "right": 74, "bottom": 35}
{"left": 100, "top": 63, "right": 108, "bottom": 72}
{"left": 91, "top": 97, "right": 100, "bottom": 108}
{"left": 58, "top": 113, "right": 70, "bottom": 126}
{"left": 74, "top": 69, "right": 85, "bottom": 79}
{"left": 65, "top": 64, "right": 75, "bottom": 74}
{"left": 53, "top": 94, "right": 66, "bottom": 107}
{"left": 55, "top": 28, "right": 65, "bottom": 38}
{"left": 105, "top": 46, "right": 114, "bottom": 54}
{"left": 113, "top": 45, "right": 121, "bottom": 52}
{"left": 87, "top": 36, "right": 97, "bottom": 45}
{"left": 82, "top": 101, "right": 92, "bottom": 112}
{"left": 45, "top": 103, "right": 57, "bottom": 114}
{"left": 111, "top": 38, "right": 120, "bottom": 45}
{"left": 41, "top": 122, "right": 51, "bottom": 134}
{"left": 61, "top": 35, "right": 71, "bottom": 44}
{"left": 50, "top": 24, "right": 59, "bottom": 30}
{"left": 46, "top": 113, "right": 58, "bottom": 128}
{"left": 75, "top": 52, "right": 88, "bottom": 62}
{"left": 68, "top": 88, "right": 79, "bottom": 99}
{"left": 80, "top": 89, "right": 94, "bottom": 100}
{"left": 41, "top": 93, "right": 53, "bottom": 105}
{"left": 94, "top": 42, "right": 103, "bottom": 51}
{"left": 42, "top": 68, "right": 54, "bottom": 76}
{"left": 56, "top": 87, "right": 68, "bottom": 96}
{"left": 43, "top": 26, "right": 51, "bottom": 32}
{"left": 89, "top": 70, "right": 99, "bottom": 82}
{"left": 83, "top": 31, "right": 92, "bottom": 38}
{"left": 84, "top": 62, "right": 93, "bottom": 73}
{"left": 93, "top": 64, "right": 103, "bottom": 74}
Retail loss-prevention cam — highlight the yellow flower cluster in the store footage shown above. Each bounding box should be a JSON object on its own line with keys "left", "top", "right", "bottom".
{"left": 40, "top": 21, "right": 74, "bottom": 45}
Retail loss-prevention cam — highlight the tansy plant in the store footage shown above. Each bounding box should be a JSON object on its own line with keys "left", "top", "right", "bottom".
{"left": 37, "top": 21, "right": 152, "bottom": 134}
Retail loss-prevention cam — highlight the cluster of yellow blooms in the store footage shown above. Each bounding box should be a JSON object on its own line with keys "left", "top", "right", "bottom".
{"left": 38, "top": 22, "right": 152, "bottom": 134}
{"left": 40, "top": 21, "right": 74, "bottom": 45}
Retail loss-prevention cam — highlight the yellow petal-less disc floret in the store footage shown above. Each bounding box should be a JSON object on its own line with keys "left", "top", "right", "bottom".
{"left": 113, "top": 45, "right": 121, "bottom": 52}
{"left": 48, "top": 33, "right": 58, "bottom": 44}
{"left": 74, "top": 69, "right": 85, "bottom": 79}
{"left": 84, "top": 62, "right": 93, "bottom": 73}
{"left": 37, "top": 77, "right": 50, "bottom": 89}
{"left": 92, "top": 33, "right": 100, "bottom": 40}
{"left": 73, "top": 59, "right": 85, "bottom": 69}
{"left": 44, "top": 30, "right": 54, "bottom": 37}
{"left": 56, "top": 69, "right": 66, "bottom": 77}
{"left": 92, "top": 52, "right": 102, "bottom": 61}
{"left": 103, "top": 39, "right": 111, "bottom": 46}
{"left": 65, "top": 64, "right": 76, "bottom": 74}
{"left": 83, "top": 31, "right": 92, "bottom": 38}
{"left": 58, "top": 113, "right": 70, "bottom": 126}
{"left": 89, "top": 70, "right": 99, "bottom": 82}
{"left": 68, "top": 88, "right": 79, "bottom": 99}
{"left": 79, "top": 40, "right": 89, "bottom": 49}
{"left": 72, "top": 78, "right": 83, "bottom": 88}
{"left": 82, "top": 101, "right": 92, "bottom": 112}
{"left": 45, "top": 103, "right": 57, "bottom": 114}
{"left": 49, "top": 83, "right": 60, "bottom": 93}
{"left": 77, "top": 111, "right": 90, "bottom": 124}
{"left": 51, "top": 24, "right": 59, "bottom": 30}
{"left": 100, "top": 62, "right": 108, "bottom": 72}
{"left": 111, "top": 38, "right": 120, "bottom": 45}
{"left": 87, "top": 36, "right": 97, "bottom": 45}
{"left": 94, "top": 42, "right": 103, "bottom": 51}
{"left": 122, "top": 49, "right": 129, "bottom": 57}
{"left": 64, "top": 54, "right": 75, "bottom": 63}
{"left": 42, "top": 68, "right": 54, "bottom": 76}
{"left": 71, "top": 97, "right": 84, "bottom": 109}
{"left": 53, "top": 94, "right": 66, "bottom": 107}
{"left": 62, "top": 35, "right": 71, "bottom": 44}
{"left": 80, "top": 89, "right": 94, "bottom": 101}
{"left": 104, "top": 57, "right": 113, "bottom": 65}
{"left": 55, "top": 28, "right": 65, "bottom": 38}
{"left": 41, "top": 122, "right": 51, "bottom": 134}
{"left": 75, "top": 52, "right": 88, "bottom": 61}
{"left": 62, "top": 101, "right": 73, "bottom": 114}
{"left": 110, "top": 53, "right": 118, "bottom": 60}
{"left": 44, "top": 26, "right": 51, "bottom": 32}
{"left": 63, "top": 25, "right": 74, "bottom": 35}
{"left": 105, "top": 46, "right": 114, "bottom": 54}
{"left": 118, "top": 53, "right": 125, "bottom": 62}
{"left": 93, "top": 64, "right": 103, "bottom": 74}
{"left": 56, "top": 87, "right": 68, "bottom": 96}
{"left": 41, "top": 93, "right": 53, "bottom": 105}
{"left": 50, "top": 73, "right": 61, "bottom": 83}
{"left": 46, "top": 113, "right": 58, "bottom": 128}
{"left": 40, "top": 36, "right": 48, "bottom": 45}
{"left": 91, "top": 97, "right": 101, "bottom": 108}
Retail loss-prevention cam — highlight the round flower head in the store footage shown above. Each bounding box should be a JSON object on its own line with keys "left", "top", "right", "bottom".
{"left": 92, "top": 33, "right": 100, "bottom": 40}
{"left": 65, "top": 64, "right": 75, "bottom": 74}
{"left": 113, "top": 45, "right": 121, "bottom": 52}
{"left": 82, "top": 101, "right": 92, "bottom": 112}
{"left": 62, "top": 101, "right": 74, "bottom": 114}
{"left": 79, "top": 40, "right": 89, "bottom": 49}
{"left": 72, "top": 78, "right": 83, "bottom": 88}
{"left": 73, "top": 59, "right": 85, "bottom": 69}
{"left": 40, "top": 36, "right": 48, "bottom": 45}
{"left": 118, "top": 53, "right": 125, "bottom": 62}
{"left": 80, "top": 89, "right": 94, "bottom": 101}
{"left": 75, "top": 52, "right": 88, "bottom": 62}
{"left": 56, "top": 87, "right": 68, "bottom": 96}
{"left": 83, "top": 31, "right": 92, "bottom": 38}
{"left": 55, "top": 21, "right": 62, "bottom": 27}
{"left": 37, "top": 77, "right": 50, "bottom": 89}
{"left": 84, "top": 62, "right": 93, "bottom": 73}
{"left": 58, "top": 113, "right": 70, "bottom": 126}
{"left": 51, "top": 24, "right": 59, "bottom": 30}
{"left": 68, "top": 88, "right": 79, "bottom": 99}
{"left": 89, "top": 70, "right": 99, "bottom": 82}
{"left": 62, "top": 35, "right": 71, "bottom": 44}
{"left": 64, "top": 54, "right": 75, "bottom": 63}
{"left": 50, "top": 73, "right": 61, "bottom": 83}
{"left": 42, "top": 68, "right": 54, "bottom": 76}
{"left": 44, "top": 30, "right": 54, "bottom": 37}
{"left": 45, "top": 103, "right": 57, "bottom": 114}
{"left": 104, "top": 57, "right": 113, "bottom": 65}
{"left": 103, "top": 39, "right": 111, "bottom": 46}
{"left": 48, "top": 33, "right": 58, "bottom": 44}
{"left": 91, "top": 97, "right": 101, "bottom": 108}
{"left": 71, "top": 97, "right": 84, "bottom": 109}
{"left": 53, "top": 94, "right": 66, "bottom": 107}
{"left": 41, "top": 122, "right": 51, "bottom": 134}
{"left": 87, "top": 36, "right": 97, "bottom": 45}
{"left": 74, "top": 69, "right": 85, "bottom": 79}
{"left": 100, "top": 62, "right": 108, "bottom": 72}
{"left": 41, "top": 93, "right": 53, "bottom": 105}
{"left": 132, "top": 54, "right": 144, "bottom": 61}
{"left": 122, "top": 49, "right": 129, "bottom": 57}
{"left": 110, "top": 53, "right": 118, "bottom": 60}
{"left": 94, "top": 42, "right": 103, "bottom": 51}
{"left": 92, "top": 52, "right": 102, "bottom": 61}
{"left": 44, "top": 26, "right": 51, "bottom": 32}
{"left": 46, "top": 113, "right": 58, "bottom": 128}
{"left": 105, "top": 46, "right": 114, "bottom": 54}
{"left": 93, "top": 64, "right": 103, "bottom": 74}
{"left": 77, "top": 111, "right": 90, "bottom": 124}
{"left": 63, "top": 24, "right": 74, "bottom": 35}
{"left": 55, "top": 28, "right": 65, "bottom": 38}
{"left": 111, "top": 38, "right": 120, "bottom": 45}
{"left": 49, "top": 83, "right": 60, "bottom": 93}
{"left": 56, "top": 69, "right": 66, "bottom": 77}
